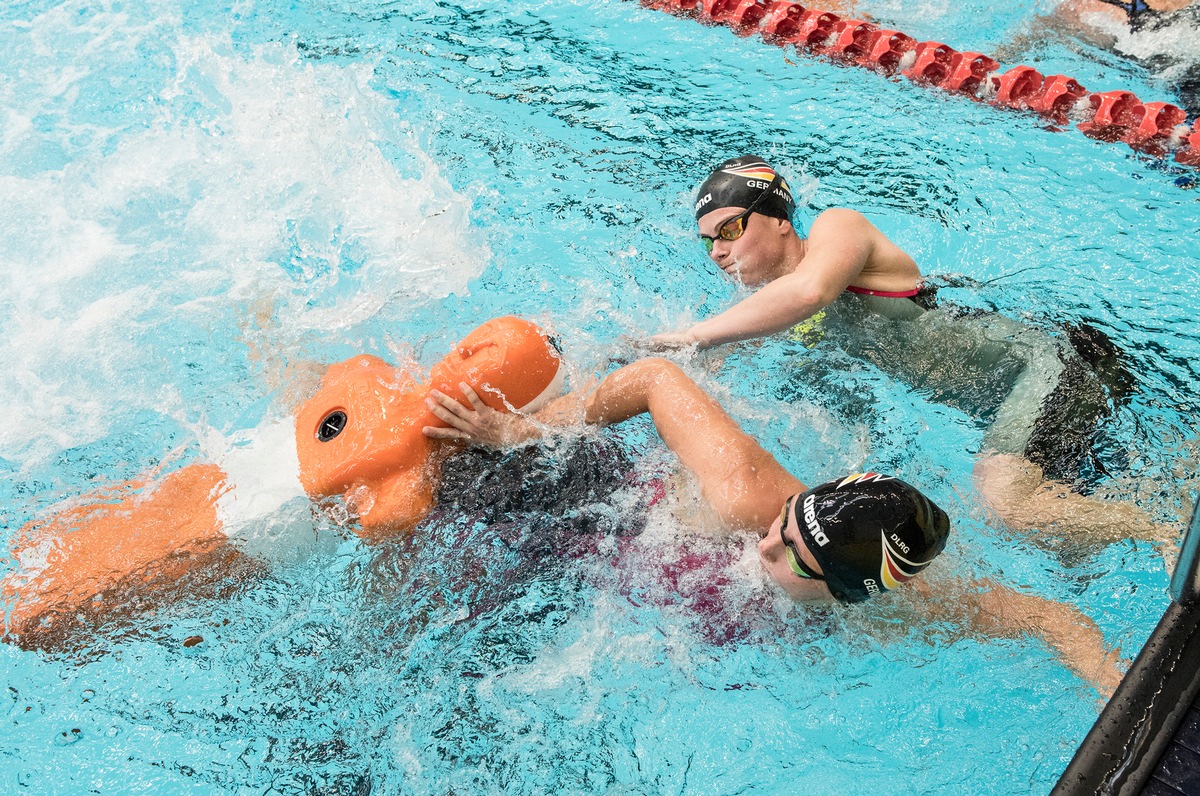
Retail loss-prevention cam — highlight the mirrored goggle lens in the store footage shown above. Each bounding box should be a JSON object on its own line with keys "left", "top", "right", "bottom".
{"left": 718, "top": 215, "right": 747, "bottom": 242}
{"left": 700, "top": 235, "right": 715, "bottom": 253}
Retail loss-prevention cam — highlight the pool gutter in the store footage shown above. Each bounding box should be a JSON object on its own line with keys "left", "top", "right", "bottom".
{"left": 1053, "top": 497, "right": 1200, "bottom": 795}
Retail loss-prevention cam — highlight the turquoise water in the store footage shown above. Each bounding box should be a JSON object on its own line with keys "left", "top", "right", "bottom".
{"left": 2, "top": 0, "right": 1199, "bottom": 792}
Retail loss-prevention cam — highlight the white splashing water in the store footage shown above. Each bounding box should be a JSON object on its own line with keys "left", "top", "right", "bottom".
{"left": 0, "top": 10, "right": 487, "bottom": 468}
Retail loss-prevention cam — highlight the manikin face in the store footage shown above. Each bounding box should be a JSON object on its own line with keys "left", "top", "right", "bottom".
{"left": 697, "top": 206, "right": 792, "bottom": 287}
{"left": 758, "top": 495, "right": 833, "bottom": 603}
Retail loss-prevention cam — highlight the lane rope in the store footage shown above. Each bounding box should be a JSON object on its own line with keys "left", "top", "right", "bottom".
{"left": 638, "top": 0, "right": 1200, "bottom": 170}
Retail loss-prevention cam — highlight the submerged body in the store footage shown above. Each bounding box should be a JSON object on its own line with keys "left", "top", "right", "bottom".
{"left": 1053, "top": 0, "right": 1200, "bottom": 115}
{"left": 808, "top": 290, "right": 1114, "bottom": 484}
{"left": 424, "top": 356, "right": 1126, "bottom": 694}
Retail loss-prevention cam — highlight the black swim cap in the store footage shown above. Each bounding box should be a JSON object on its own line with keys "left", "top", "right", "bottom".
{"left": 791, "top": 473, "right": 950, "bottom": 603}
{"left": 694, "top": 155, "right": 796, "bottom": 222}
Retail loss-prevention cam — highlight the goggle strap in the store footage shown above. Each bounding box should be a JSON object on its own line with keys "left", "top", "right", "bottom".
{"left": 785, "top": 542, "right": 825, "bottom": 581}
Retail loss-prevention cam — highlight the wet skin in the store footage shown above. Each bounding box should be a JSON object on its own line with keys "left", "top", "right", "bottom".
{"left": 698, "top": 205, "right": 800, "bottom": 287}
{"left": 757, "top": 494, "right": 832, "bottom": 603}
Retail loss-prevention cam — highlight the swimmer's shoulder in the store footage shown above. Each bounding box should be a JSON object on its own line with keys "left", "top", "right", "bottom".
{"left": 808, "top": 209, "right": 910, "bottom": 256}
{"left": 808, "top": 207, "right": 874, "bottom": 238}
{"left": 809, "top": 209, "right": 923, "bottom": 288}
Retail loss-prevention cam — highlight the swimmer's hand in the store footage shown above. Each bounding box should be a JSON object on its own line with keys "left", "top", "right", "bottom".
{"left": 630, "top": 330, "right": 699, "bottom": 352}
{"left": 422, "top": 382, "right": 539, "bottom": 448}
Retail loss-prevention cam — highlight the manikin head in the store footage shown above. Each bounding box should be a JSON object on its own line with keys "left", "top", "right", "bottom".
{"left": 294, "top": 316, "right": 565, "bottom": 537}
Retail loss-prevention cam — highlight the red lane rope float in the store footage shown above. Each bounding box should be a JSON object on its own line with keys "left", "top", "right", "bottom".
{"left": 639, "top": 0, "right": 1199, "bottom": 170}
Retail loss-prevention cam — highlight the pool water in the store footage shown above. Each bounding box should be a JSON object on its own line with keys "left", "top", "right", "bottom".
{"left": 2, "top": 0, "right": 1199, "bottom": 793}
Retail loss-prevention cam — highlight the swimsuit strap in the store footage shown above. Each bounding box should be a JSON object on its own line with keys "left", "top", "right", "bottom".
{"left": 844, "top": 282, "right": 923, "bottom": 299}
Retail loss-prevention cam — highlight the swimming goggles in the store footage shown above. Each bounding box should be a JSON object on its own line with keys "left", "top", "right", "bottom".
{"left": 699, "top": 174, "right": 781, "bottom": 254}
{"left": 779, "top": 494, "right": 824, "bottom": 581}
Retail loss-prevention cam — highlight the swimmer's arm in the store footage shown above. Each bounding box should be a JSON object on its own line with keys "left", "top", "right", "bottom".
{"left": 425, "top": 359, "right": 804, "bottom": 528}
{"left": 925, "top": 578, "right": 1125, "bottom": 699}
{"left": 584, "top": 358, "right": 803, "bottom": 529}
{"left": 424, "top": 384, "right": 554, "bottom": 447}
{"left": 1060, "top": 0, "right": 1190, "bottom": 22}
{"left": 660, "top": 211, "right": 873, "bottom": 349}
{"left": 1009, "top": 0, "right": 1195, "bottom": 56}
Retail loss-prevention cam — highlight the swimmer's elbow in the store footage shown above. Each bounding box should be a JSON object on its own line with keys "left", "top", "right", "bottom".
{"left": 585, "top": 358, "right": 685, "bottom": 426}
{"left": 604, "top": 358, "right": 680, "bottom": 387}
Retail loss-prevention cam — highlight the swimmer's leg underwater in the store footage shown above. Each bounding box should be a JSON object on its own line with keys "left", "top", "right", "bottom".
{"left": 974, "top": 322, "right": 1172, "bottom": 546}
{"left": 2, "top": 316, "right": 565, "bottom": 645}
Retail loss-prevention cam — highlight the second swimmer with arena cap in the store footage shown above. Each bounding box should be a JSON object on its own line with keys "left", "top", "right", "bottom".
{"left": 426, "top": 356, "right": 945, "bottom": 604}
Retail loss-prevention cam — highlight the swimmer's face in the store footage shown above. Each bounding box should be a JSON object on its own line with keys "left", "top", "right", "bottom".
{"left": 758, "top": 494, "right": 833, "bottom": 603}
{"left": 697, "top": 206, "right": 791, "bottom": 286}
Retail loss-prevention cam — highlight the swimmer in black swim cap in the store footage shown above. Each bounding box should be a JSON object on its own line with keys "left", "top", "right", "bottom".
{"left": 428, "top": 357, "right": 1125, "bottom": 694}
{"left": 646, "top": 153, "right": 1169, "bottom": 548}
{"left": 427, "top": 357, "right": 947, "bottom": 604}
{"left": 655, "top": 152, "right": 927, "bottom": 340}
{"left": 779, "top": 473, "right": 950, "bottom": 603}
{"left": 686, "top": 155, "right": 810, "bottom": 288}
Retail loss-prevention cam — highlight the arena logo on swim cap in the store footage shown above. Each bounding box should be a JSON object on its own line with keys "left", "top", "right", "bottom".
{"left": 695, "top": 192, "right": 712, "bottom": 213}
{"left": 802, "top": 493, "right": 829, "bottom": 546}
{"left": 836, "top": 472, "right": 892, "bottom": 489}
{"left": 879, "top": 531, "right": 932, "bottom": 590}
